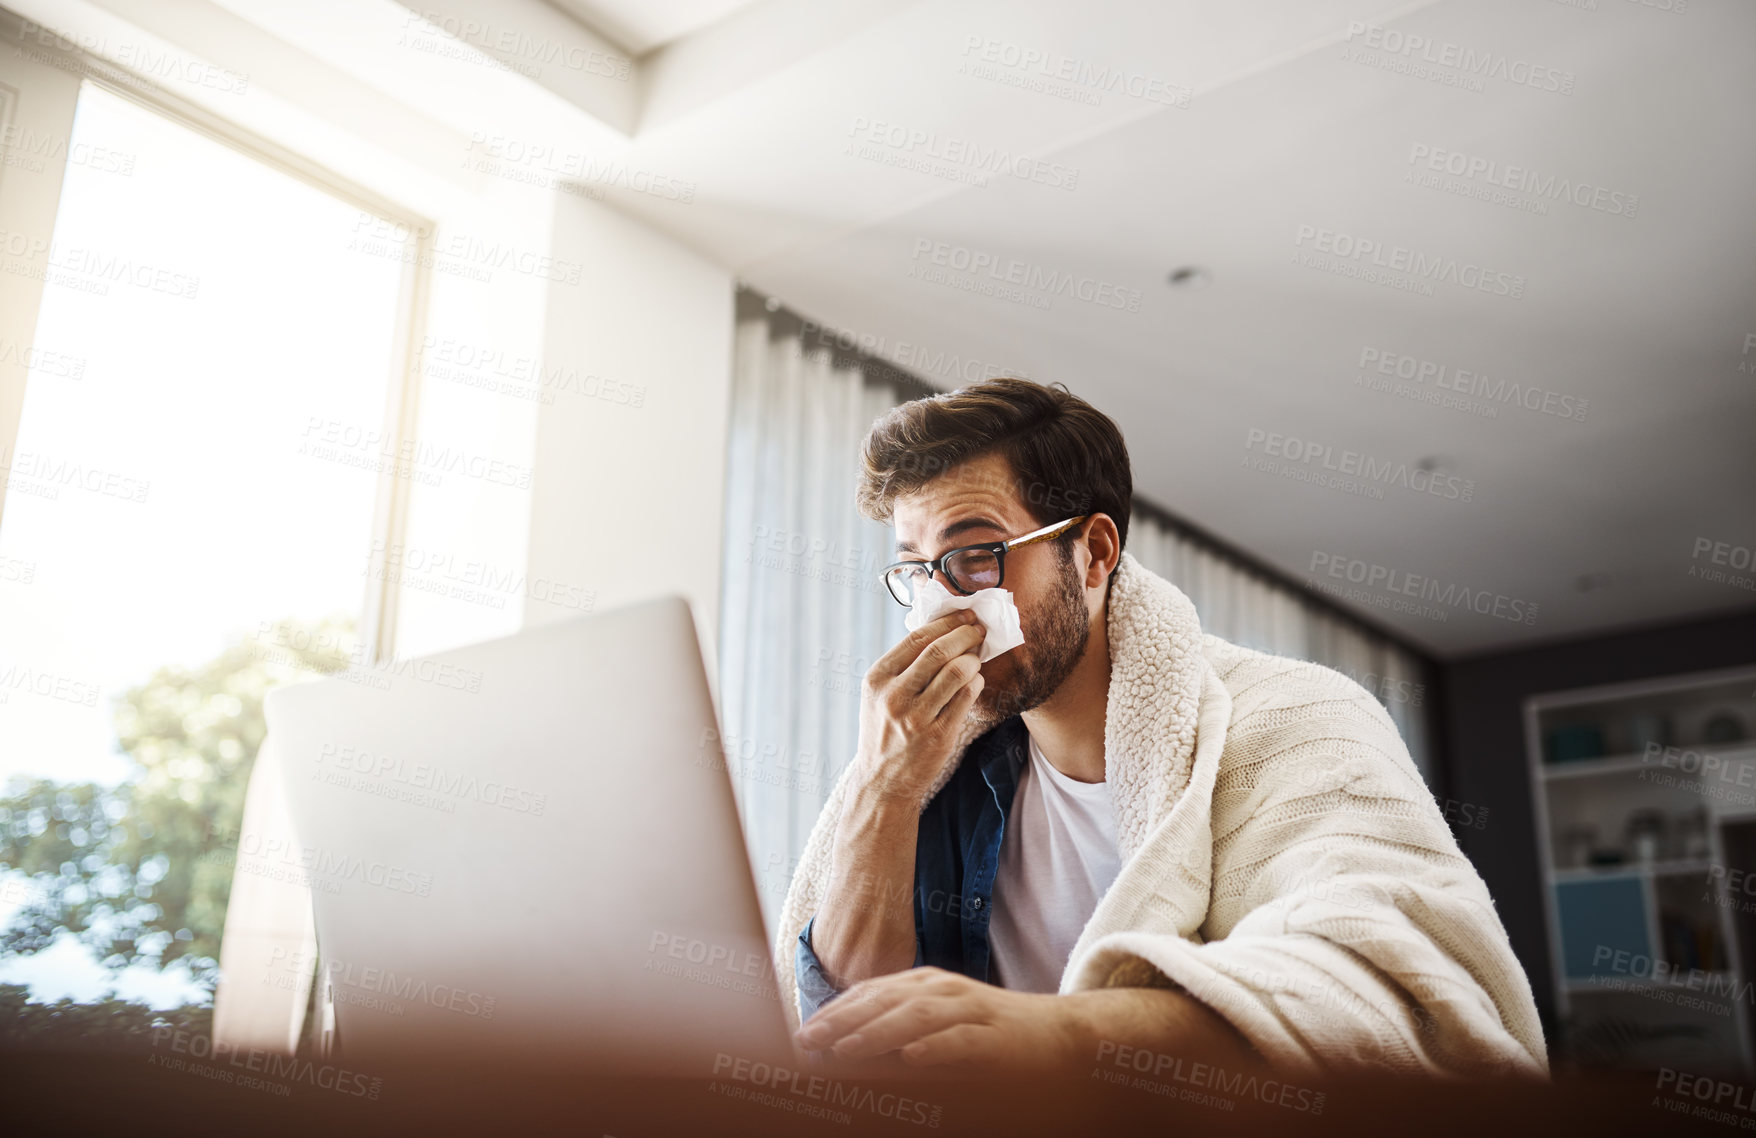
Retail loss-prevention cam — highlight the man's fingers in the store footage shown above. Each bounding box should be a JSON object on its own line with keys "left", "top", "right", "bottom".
{"left": 919, "top": 652, "right": 982, "bottom": 719}
{"left": 796, "top": 969, "right": 952, "bottom": 1049}
{"left": 900, "top": 1022, "right": 993, "bottom": 1068}
{"left": 825, "top": 997, "right": 967, "bottom": 1060}
{"left": 896, "top": 624, "right": 984, "bottom": 696}
{"left": 796, "top": 976, "right": 911, "bottom": 1047}
{"left": 933, "top": 667, "right": 983, "bottom": 725}
{"left": 867, "top": 612, "right": 975, "bottom": 683}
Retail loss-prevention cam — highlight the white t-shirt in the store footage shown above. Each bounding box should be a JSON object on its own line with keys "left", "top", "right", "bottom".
{"left": 988, "top": 732, "right": 1122, "bottom": 993}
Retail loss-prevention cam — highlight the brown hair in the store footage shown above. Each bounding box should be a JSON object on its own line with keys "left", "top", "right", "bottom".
{"left": 856, "top": 377, "right": 1133, "bottom": 551}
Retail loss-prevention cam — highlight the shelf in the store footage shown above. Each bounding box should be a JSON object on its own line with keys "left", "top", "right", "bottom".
{"left": 1542, "top": 742, "right": 1756, "bottom": 782}
{"left": 1553, "top": 859, "right": 1714, "bottom": 883}
{"left": 1529, "top": 665, "right": 1756, "bottom": 1075}
{"left": 1541, "top": 753, "right": 1653, "bottom": 781}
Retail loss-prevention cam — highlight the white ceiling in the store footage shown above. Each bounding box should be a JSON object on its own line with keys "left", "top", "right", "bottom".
{"left": 65, "top": 0, "right": 1751, "bottom": 660}
{"left": 541, "top": 0, "right": 761, "bottom": 56}
{"left": 588, "top": 0, "right": 1756, "bottom": 658}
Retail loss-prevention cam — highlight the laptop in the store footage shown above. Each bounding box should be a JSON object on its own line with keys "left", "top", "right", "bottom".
{"left": 262, "top": 595, "right": 794, "bottom": 1074}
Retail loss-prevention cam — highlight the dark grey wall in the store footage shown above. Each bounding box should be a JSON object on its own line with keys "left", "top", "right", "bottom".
{"left": 1441, "top": 605, "right": 1756, "bottom": 1042}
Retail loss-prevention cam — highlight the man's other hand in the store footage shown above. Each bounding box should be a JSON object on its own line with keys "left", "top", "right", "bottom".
{"left": 793, "top": 967, "right": 1084, "bottom": 1073}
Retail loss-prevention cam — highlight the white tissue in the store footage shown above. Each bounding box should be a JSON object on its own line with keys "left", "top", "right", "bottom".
{"left": 903, "top": 577, "right": 1025, "bottom": 663}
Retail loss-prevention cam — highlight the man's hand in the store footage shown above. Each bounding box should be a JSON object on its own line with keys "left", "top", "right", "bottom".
{"left": 851, "top": 609, "right": 988, "bottom": 811}
{"left": 794, "top": 968, "right": 1086, "bottom": 1073}
{"left": 794, "top": 967, "right": 1260, "bottom": 1077}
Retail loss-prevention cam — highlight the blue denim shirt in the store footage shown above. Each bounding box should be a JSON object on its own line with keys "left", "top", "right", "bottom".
{"left": 795, "top": 717, "right": 1030, "bottom": 1021}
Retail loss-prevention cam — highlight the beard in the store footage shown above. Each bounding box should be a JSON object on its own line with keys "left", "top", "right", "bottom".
{"left": 961, "top": 542, "right": 1092, "bottom": 740}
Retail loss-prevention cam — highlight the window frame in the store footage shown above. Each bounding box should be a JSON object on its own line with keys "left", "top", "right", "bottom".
{"left": 0, "top": 16, "right": 433, "bottom": 666}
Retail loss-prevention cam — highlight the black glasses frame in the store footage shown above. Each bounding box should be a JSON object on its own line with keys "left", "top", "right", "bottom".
{"left": 879, "top": 515, "right": 1090, "bottom": 607}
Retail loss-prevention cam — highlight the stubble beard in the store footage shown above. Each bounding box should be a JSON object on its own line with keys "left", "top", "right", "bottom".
{"left": 956, "top": 542, "right": 1092, "bottom": 747}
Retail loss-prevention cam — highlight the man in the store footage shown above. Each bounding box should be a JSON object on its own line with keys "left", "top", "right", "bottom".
{"left": 774, "top": 377, "right": 1546, "bottom": 1078}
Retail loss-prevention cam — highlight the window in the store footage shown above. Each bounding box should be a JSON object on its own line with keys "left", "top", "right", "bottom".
{"left": 0, "top": 78, "right": 426, "bottom": 1018}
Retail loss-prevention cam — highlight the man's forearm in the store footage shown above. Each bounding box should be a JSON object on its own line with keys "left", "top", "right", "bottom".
{"left": 809, "top": 781, "right": 920, "bottom": 986}
{"left": 1061, "top": 985, "right": 1258, "bottom": 1071}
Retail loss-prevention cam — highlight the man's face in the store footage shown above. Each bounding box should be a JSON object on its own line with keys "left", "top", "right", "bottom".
{"left": 890, "top": 451, "right": 1097, "bottom": 732}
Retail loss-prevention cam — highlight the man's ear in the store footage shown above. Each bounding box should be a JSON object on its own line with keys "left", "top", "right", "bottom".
{"left": 1081, "top": 514, "right": 1122, "bottom": 589}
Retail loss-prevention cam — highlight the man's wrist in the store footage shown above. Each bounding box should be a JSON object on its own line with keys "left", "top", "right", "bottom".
{"left": 1059, "top": 985, "right": 1258, "bottom": 1072}
{"left": 841, "top": 762, "right": 926, "bottom": 829}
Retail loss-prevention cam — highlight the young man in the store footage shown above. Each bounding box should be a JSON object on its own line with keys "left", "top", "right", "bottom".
{"left": 775, "top": 378, "right": 1546, "bottom": 1078}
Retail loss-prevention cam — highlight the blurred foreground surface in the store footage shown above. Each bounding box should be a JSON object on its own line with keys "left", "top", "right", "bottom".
{"left": 0, "top": 1046, "right": 1727, "bottom": 1137}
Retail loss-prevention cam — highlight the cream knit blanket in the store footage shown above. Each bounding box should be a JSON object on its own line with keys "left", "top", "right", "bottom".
{"left": 773, "top": 551, "right": 1547, "bottom": 1077}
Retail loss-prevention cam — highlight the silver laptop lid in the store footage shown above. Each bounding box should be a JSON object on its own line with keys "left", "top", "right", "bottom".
{"left": 263, "top": 595, "right": 791, "bottom": 1074}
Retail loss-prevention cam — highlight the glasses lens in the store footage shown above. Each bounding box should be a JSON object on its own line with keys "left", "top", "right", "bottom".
{"left": 946, "top": 549, "right": 1001, "bottom": 592}
{"left": 885, "top": 564, "right": 928, "bottom": 605}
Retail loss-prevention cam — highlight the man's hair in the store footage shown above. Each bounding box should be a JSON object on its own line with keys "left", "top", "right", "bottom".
{"left": 856, "top": 377, "right": 1132, "bottom": 551}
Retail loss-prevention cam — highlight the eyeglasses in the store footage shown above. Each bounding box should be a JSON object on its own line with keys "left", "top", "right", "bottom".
{"left": 880, "top": 516, "right": 1089, "bottom": 607}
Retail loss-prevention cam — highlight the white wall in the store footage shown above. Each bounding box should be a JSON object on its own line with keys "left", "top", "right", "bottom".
{"left": 522, "top": 189, "right": 734, "bottom": 687}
